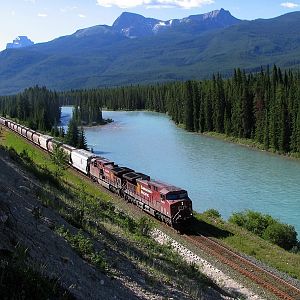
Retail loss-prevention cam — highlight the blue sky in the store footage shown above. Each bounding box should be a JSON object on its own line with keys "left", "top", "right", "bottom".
{"left": 1, "top": 0, "right": 299, "bottom": 50}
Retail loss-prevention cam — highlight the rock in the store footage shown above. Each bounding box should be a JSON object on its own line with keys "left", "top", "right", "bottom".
{"left": 0, "top": 213, "right": 8, "bottom": 224}
{"left": 37, "top": 224, "right": 47, "bottom": 233}
{"left": 0, "top": 186, "right": 8, "bottom": 193}
{"left": 42, "top": 217, "right": 55, "bottom": 229}
{"left": 19, "top": 185, "right": 31, "bottom": 193}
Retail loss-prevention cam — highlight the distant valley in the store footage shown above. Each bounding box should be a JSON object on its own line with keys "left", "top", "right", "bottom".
{"left": 1, "top": 8, "right": 300, "bottom": 95}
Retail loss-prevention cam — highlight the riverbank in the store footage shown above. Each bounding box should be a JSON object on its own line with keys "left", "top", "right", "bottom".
{"left": 199, "top": 131, "right": 300, "bottom": 161}
{"left": 168, "top": 117, "right": 300, "bottom": 161}
{"left": 1, "top": 127, "right": 300, "bottom": 282}
{"left": 81, "top": 118, "right": 113, "bottom": 128}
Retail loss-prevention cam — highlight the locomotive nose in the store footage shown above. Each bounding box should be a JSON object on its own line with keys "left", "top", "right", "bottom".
{"left": 171, "top": 199, "right": 193, "bottom": 223}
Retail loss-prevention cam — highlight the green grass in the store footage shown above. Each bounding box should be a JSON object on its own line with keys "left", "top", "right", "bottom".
{"left": 5, "top": 131, "right": 52, "bottom": 166}
{"left": 0, "top": 128, "right": 214, "bottom": 298}
{"left": 2, "top": 128, "right": 299, "bottom": 283}
{"left": 193, "top": 212, "right": 300, "bottom": 280}
{"left": 2, "top": 129, "right": 112, "bottom": 202}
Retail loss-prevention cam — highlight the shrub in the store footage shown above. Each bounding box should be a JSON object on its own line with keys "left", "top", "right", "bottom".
{"left": 262, "top": 222, "right": 298, "bottom": 250}
{"left": 203, "top": 209, "right": 221, "bottom": 219}
{"left": 90, "top": 252, "right": 107, "bottom": 271}
{"left": 51, "top": 145, "right": 68, "bottom": 178}
{"left": 228, "top": 212, "right": 245, "bottom": 227}
{"left": 229, "top": 210, "right": 272, "bottom": 236}
{"left": 137, "top": 217, "right": 153, "bottom": 236}
{"left": 55, "top": 227, "right": 108, "bottom": 272}
{"left": 229, "top": 210, "right": 298, "bottom": 250}
{"left": 71, "top": 230, "right": 94, "bottom": 255}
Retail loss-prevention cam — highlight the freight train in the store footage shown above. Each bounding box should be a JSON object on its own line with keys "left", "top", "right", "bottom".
{"left": 0, "top": 117, "right": 193, "bottom": 227}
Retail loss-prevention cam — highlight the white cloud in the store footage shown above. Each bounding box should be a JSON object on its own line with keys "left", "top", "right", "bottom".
{"left": 38, "top": 13, "right": 48, "bottom": 17}
{"left": 24, "top": 0, "right": 36, "bottom": 3}
{"left": 11, "top": 10, "right": 16, "bottom": 16}
{"left": 96, "top": 0, "right": 214, "bottom": 9}
{"left": 280, "top": 2, "right": 299, "bottom": 8}
{"left": 78, "top": 14, "right": 86, "bottom": 18}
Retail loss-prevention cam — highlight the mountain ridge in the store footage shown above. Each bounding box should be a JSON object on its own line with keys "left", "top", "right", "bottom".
{"left": 1, "top": 9, "right": 300, "bottom": 95}
{"left": 110, "top": 8, "right": 241, "bottom": 37}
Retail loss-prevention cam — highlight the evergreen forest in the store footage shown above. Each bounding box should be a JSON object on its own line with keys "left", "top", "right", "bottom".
{"left": 60, "top": 91, "right": 103, "bottom": 125}
{"left": 0, "top": 86, "right": 60, "bottom": 132}
{"left": 62, "top": 66, "right": 300, "bottom": 155}
{"left": 1, "top": 66, "right": 300, "bottom": 155}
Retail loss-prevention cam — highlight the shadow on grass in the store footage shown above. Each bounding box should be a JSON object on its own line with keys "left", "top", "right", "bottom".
{"left": 186, "top": 217, "right": 233, "bottom": 239}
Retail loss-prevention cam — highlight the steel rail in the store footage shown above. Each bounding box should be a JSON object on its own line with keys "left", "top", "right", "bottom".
{"left": 185, "top": 233, "right": 300, "bottom": 300}
{"left": 3, "top": 125, "right": 300, "bottom": 300}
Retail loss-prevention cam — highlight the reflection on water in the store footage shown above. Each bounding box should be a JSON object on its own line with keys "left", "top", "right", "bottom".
{"left": 61, "top": 107, "right": 300, "bottom": 233}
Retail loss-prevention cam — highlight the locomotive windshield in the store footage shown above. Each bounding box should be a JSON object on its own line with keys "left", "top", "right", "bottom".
{"left": 166, "top": 192, "right": 188, "bottom": 200}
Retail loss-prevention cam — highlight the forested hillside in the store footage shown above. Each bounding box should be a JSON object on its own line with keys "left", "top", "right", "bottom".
{"left": 2, "top": 10, "right": 300, "bottom": 94}
{"left": 1, "top": 66, "right": 300, "bottom": 156}
{"left": 62, "top": 66, "right": 300, "bottom": 155}
{"left": 0, "top": 86, "right": 60, "bottom": 131}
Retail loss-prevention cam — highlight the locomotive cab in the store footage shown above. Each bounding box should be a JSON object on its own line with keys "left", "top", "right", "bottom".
{"left": 163, "top": 189, "right": 193, "bottom": 224}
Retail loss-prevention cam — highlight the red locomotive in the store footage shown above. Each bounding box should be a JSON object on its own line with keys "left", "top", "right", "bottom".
{"left": 90, "top": 157, "right": 193, "bottom": 226}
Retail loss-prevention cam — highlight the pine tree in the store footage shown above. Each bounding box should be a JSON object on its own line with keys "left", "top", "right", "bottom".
{"left": 65, "top": 118, "right": 79, "bottom": 147}
{"left": 77, "top": 127, "right": 88, "bottom": 150}
{"left": 51, "top": 145, "right": 68, "bottom": 178}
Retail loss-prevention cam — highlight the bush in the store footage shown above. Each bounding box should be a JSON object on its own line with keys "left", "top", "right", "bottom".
{"left": 228, "top": 212, "right": 245, "bottom": 227}
{"left": 137, "top": 217, "right": 153, "bottom": 236}
{"left": 229, "top": 210, "right": 272, "bottom": 236}
{"left": 229, "top": 210, "right": 298, "bottom": 250}
{"left": 90, "top": 252, "right": 107, "bottom": 271}
{"left": 262, "top": 222, "right": 298, "bottom": 250}
{"left": 203, "top": 209, "right": 221, "bottom": 219}
{"left": 56, "top": 227, "right": 108, "bottom": 272}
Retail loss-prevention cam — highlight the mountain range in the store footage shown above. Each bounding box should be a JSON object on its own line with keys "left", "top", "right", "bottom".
{"left": 1, "top": 8, "right": 300, "bottom": 95}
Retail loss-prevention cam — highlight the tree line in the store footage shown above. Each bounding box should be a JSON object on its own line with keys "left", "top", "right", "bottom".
{"left": 0, "top": 86, "right": 60, "bottom": 132}
{"left": 0, "top": 86, "right": 88, "bottom": 150}
{"left": 59, "top": 90, "right": 103, "bottom": 125}
{"left": 1, "top": 66, "right": 300, "bottom": 155}
{"left": 66, "top": 66, "right": 300, "bottom": 155}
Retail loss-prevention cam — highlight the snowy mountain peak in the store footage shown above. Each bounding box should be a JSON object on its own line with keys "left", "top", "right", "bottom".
{"left": 113, "top": 12, "right": 161, "bottom": 38}
{"left": 111, "top": 9, "right": 240, "bottom": 38}
{"left": 6, "top": 36, "right": 34, "bottom": 49}
{"left": 203, "top": 8, "right": 227, "bottom": 19}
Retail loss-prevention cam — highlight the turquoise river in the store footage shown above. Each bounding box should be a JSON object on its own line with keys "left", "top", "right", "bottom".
{"left": 61, "top": 107, "right": 300, "bottom": 234}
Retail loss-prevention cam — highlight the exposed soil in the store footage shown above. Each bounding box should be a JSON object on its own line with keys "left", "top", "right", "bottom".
{"left": 0, "top": 149, "right": 231, "bottom": 299}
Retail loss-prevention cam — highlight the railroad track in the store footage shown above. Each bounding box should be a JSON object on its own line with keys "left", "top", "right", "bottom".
{"left": 184, "top": 233, "right": 300, "bottom": 300}
{"left": 4, "top": 127, "right": 300, "bottom": 299}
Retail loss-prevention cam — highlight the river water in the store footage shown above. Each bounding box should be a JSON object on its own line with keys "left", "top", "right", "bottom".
{"left": 61, "top": 107, "right": 300, "bottom": 233}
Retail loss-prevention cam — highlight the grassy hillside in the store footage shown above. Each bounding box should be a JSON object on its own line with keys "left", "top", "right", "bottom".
{"left": 1, "top": 128, "right": 300, "bottom": 281}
